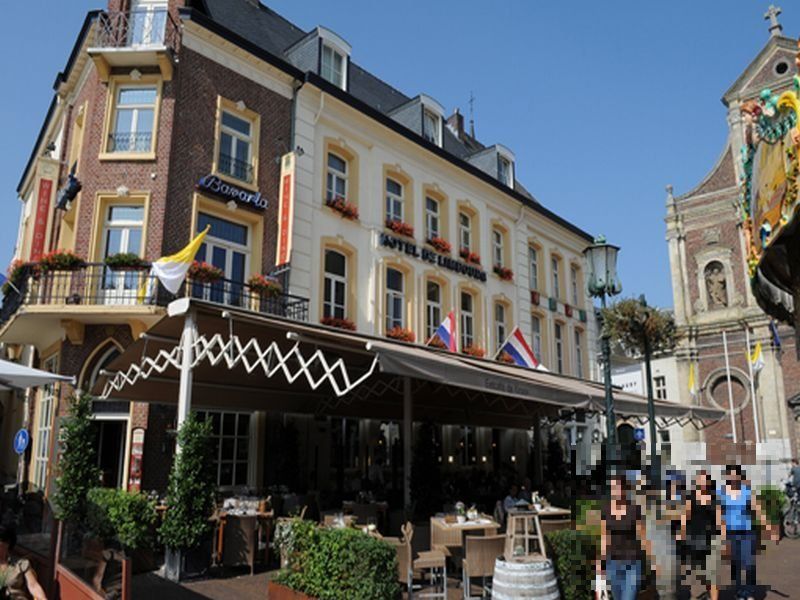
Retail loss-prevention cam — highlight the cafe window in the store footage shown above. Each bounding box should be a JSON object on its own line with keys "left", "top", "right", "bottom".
{"left": 426, "top": 280, "right": 442, "bottom": 341}
{"left": 326, "top": 152, "right": 348, "bottom": 203}
{"left": 386, "top": 267, "right": 405, "bottom": 331}
{"left": 106, "top": 85, "right": 157, "bottom": 153}
{"left": 554, "top": 322, "right": 564, "bottom": 374}
{"left": 531, "top": 315, "right": 542, "bottom": 360}
{"left": 385, "top": 178, "right": 404, "bottom": 224}
{"left": 495, "top": 302, "right": 507, "bottom": 351}
{"left": 323, "top": 249, "right": 347, "bottom": 319}
{"left": 197, "top": 411, "right": 250, "bottom": 488}
{"left": 529, "top": 245, "right": 539, "bottom": 290}
{"left": 217, "top": 107, "right": 256, "bottom": 184}
{"left": 459, "top": 212, "right": 472, "bottom": 252}
{"left": 460, "top": 291, "right": 475, "bottom": 350}
{"left": 425, "top": 197, "right": 440, "bottom": 240}
{"left": 33, "top": 356, "right": 58, "bottom": 491}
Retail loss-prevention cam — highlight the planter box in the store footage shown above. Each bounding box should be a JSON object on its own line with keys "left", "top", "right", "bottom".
{"left": 268, "top": 581, "right": 317, "bottom": 600}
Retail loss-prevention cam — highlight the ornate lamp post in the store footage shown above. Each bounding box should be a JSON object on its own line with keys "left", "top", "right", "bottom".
{"left": 583, "top": 236, "right": 622, "bottom": 459}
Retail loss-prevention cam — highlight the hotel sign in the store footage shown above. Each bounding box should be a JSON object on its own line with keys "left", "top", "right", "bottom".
{"left": 379, "top": 233, "right": 487, "bottom": 282}
{"left": 197, "top": 174, "right": 267, "bottom": 210}
{"left": 275, "top": 153, "right": 295, "bottom": 266}
{"left": 30, "top": 178, "right": 53, "bottom": 261}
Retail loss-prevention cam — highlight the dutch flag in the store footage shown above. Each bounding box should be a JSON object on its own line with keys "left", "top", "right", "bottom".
{"left": 498, "top": 327, "right": 542, "bottom": 370}
{"left": 430, "top": 311, "right": 457, "bottom": 352}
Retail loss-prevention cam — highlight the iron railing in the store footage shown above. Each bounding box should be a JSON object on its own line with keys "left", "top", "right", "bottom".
{"left": 107, "top": 131, "right": 153, "bottom": 153}
{"left": 0, "top": 264, "right": 309, "bottom": 324}
{"left": 94, "top": 9, "right": 179, "bottom": 51}
{"left": 217, "top": 153, "right": 254, "bottom": 184}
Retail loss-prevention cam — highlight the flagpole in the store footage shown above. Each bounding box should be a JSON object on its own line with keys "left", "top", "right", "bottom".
{"left": 492, "top": 330, "right": 515, "bottom": 360}
{"left": 744, "top": 327, "right": 761, "bottom": 445}
{"left": 722, "top": 330, "right": 738, "bottom": 444}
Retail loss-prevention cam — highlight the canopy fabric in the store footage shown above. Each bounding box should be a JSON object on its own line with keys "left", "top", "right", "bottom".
{"left": 0, "top": 359, "right": 74, "bottom": 390}
{"left": 96, "top": 300, "right": 725, "bottom": 428}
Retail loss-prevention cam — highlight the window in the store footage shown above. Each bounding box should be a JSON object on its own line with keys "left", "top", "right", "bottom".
{"left": 654, "top": 375, "right": 667, "bottom": 400}
{"left": 426, "top": 280, "right": 442, "bottom": 341}
{"left": 425, "top": 197, "right": 440, "bottom": 240}
{"left": 386, "top": 267, "right": 405, "bottom": 330}
{"left": 323, "top": 249, "right": 347, "bottom": 319}
{"left": 326, "top": 153, "right": 348, "bottom": 202}
{"left": 321, "top": 44, "right": 345, "bottom": 88}
{"left": 385, "top": 178, "right": 404, "bottom": 223}
{"left": 194, "top": 213, "right": 249, "bottom": 306}
{"left": 498, "top": 156, "right": 512, "bottom": 186}
{"left": 492, "top": 229, "right": 504, "bottom": 268}
{"left": 570, "top": 265, "right": 580, "bottom": 306}
{"left": 529, "top": 246, "right": 539, "bottom": 290}
{"left": 459, "top": 212, "right": 472, "bottom": 252}
{"left": 460, "top": 291, "right": 474, "bottom": 350}
{"left": 574, "top": 329, "right": 584, "bottom": 377}
{"left": 218, "top": 110, "right": 254, "bottom": 183}
{"left": 551, "top": 257, "right": 560, "bottom": 298}
{"left": 129, "top": 0, "right": 168, "bottom": 46}
{"left": 197, "top": 411, "right": 250, "bottom": 487}
{"left": 102, "top": 205, "right": 144, "bottom": 291}
{"left": 34, "top": 356, "right": 58, "bottom": 491}
{"left": 554, "top": 323, "right": 564, "bottom": 374}
{"left": 423, "top": 110, "right": 440, "bottom": 145}
{"left": 107, "top": 86, "right": 157, "bottom": 153}
{"left": 531, "top": 315, "right": 542, "bottom": 360}
{"left": 495, "top": 303, "right": 507, "bottom": 351}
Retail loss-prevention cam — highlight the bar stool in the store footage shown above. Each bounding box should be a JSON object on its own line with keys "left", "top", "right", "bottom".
{"left": 504, "top": 511, "right": 546, "bottom": 559}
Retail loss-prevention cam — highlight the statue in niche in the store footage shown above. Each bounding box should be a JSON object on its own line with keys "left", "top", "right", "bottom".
{"left": 704, "top": 261, "right": 728, "bottom": 308}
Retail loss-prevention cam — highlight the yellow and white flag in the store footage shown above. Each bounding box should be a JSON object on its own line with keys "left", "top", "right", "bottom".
{"left": 150, "top": 226, "right": 210, "bottom": 295}
{"left": 688, "top": 361, "right": 698, "bottom": 401}
{"left": 749, "top": 341, "right": 765, "bottom": 375}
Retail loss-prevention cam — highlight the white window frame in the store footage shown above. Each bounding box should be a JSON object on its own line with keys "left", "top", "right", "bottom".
{"left": 574, "top": 329, "right": 584, "bottom": 377}
{"left": 529, "top": 246, "right": 539, "bottom": 290}
{"left": 425, "top": 196, "right": 440, "bottom": 240}
{"left": 321, "top": 43, "right": 346, "bottom": 89}
{"left": 495, "top": 303, "right": 507, "bottom": 351}
{"left": 551, "top": 257, "right": 560, "bottom": 298}
{"left": 422, "top": 110, "right": 440, "bottom": 145}
{"left": 459, "top": 212, "right": 472, "bottom": 252}
{"left": 498, "top": 156, "right": 512, "bottom": 186}
{"left": 386, "top": 267, "right": 405, "bottom": 331}
{"left": 326, "top": 152, "right": 348, "bottom": 203}
{"left": 492, "top": 229, "right": 504, "bottom": 268}
{"left": 385, "top": 178, "right": 404, "bottom": 223}
{"left": 218, "top": 109, "right": 254, "bottom": 183}
{"left": 34, "top": 356, "right": 58, "bottom": 491}
{"left": 554, "top": 323, "right": 564, "bottom": 374}
{"left": 323, "top": 249, "right": 347, "bottom": 320}
{"left": 570, "top": 265, "right": 579, "bottom": 306}
{"left": 108, "top": 85, "right": 157, "bottom": 153}
{"left": 426, "top": 280, "right": 442, "bottom": 341}
{"left": 196, "top": 410, "right": 253, "bottom": 489}
{"left": 460, "top": 291, "right": 475, "bottom": 350}
{"left": 531, "top": 315, "right": 542, "bottom": 360}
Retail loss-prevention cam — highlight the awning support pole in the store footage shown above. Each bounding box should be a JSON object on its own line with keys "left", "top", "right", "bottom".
{"left": 403, "top": 376, "right": 412, "bottom": 514}
{"left": 176, "top": 309, "right": 197, "bottom": 435}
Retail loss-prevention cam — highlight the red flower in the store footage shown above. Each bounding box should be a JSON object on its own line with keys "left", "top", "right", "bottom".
{"left": 188, "top": 261, "right": 224, "bottom": 283}
{"left": 428, "top": 237, "right": 452, "bottom": 255}
{"left": 461, "top": 345, "right": 485, "bottom": 358}
{"left": 325, "top": 196, "right": 359, "bottom": 220}
{"left": 386, "top": 326, "right": 415, "bottom": 343}
{"left": 321, "top": 316, "right": 356, "bottom": 331}
{"left": 459, "top": 248, "right": 481, "bottom": 265}
{"left": 429, "top": 336, "right": 447, "bottom": 349}
{"left": 493, "top": 265, "right": 514, "bottom": 281}
{"left": 386, "top": 220, "right": 414, "bottom": 238}
{"left": 247, "top": 274, "right": 283, "bottom": 298}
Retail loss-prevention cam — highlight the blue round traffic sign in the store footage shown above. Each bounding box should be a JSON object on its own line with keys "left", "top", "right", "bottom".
{"left": 633, "top": 428, "right": 646, "bottom": 442}
{"left": 13, "top": 429, "right": 29, "bottom": 455}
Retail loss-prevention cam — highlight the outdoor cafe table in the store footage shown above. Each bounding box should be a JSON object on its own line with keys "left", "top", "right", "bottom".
{"left": 430, "top": 516, "right": 500, "bottom": 556}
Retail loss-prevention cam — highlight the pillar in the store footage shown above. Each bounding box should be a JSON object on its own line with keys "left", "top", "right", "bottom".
{"left": 176, "top": 309, "right": 196, "bottom": 434}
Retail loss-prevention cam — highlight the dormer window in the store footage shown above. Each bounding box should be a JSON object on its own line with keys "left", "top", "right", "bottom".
{"left": 321, "top": 44, "right": 345, "bottom": 88}
{"left": 423, "top": 110, "right": 440, "bottom": 145}
{"left": 498, "top": 156, "right": 512, "bottom": 186}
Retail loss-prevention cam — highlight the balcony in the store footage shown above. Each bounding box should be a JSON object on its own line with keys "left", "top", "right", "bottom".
{"left": 217, "top": 153, "right": 254, "bottom": 185}
{"left": 0, "top": 263, "right": 309, "bottom": 349}
{"left": 88, "top": 9, "right": 179, "bottom": 82}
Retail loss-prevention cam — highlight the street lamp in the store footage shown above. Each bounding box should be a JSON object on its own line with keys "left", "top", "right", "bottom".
{"left": 583, "top": 235, "right": 622, "bottom": 460}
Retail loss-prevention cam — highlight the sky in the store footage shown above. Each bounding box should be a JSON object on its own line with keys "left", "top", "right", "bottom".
{"left": 1, "top": 1, "right": 797, "bottom": 308}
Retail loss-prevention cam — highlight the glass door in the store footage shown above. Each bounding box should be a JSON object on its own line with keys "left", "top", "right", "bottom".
{"left": 194, "top": 213, "right": 249, "bottom": 307}
{"left": 129, "top": 0, "right": 168, "bottom": 47}
{"left": 101, "top": 205, "right": 144, "bottom": 304}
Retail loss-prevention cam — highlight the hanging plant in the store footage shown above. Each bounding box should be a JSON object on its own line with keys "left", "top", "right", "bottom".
{"left": 462, "top": 345, "right": 486, "bottom": 358}
{"left": 386, "top": 326, "right": 415, "bottom": 343}
{"left": 247, "top": 274, "right": 283, "bottom": 298}
{"left": 459, "top": 248, "right": 481, "bottom": 265}
{"left": 39, "top": 250, "right": 85, "bottom": 272}
{"left": 601, "top": 297, "right": 677, "bottom": 356}
{"left": 493, "top": 265, "right": 514, "bottom": 281}
{"left": 188, "top": 261, "right": 224, "bottom": 284}
{"left": 325, "top": 197, "right": 359, "bottom": 220}
{"left": 320, "top": 316, "right": 356, "bottom": 331}
{"left": 385, "top": 219, "right": 414, "bottom": 238}
{"left": 104, "top": 252, "right": 149, "bottom": 270}
{"left": 428, "top": 237, "right": 452, "bottom": 255}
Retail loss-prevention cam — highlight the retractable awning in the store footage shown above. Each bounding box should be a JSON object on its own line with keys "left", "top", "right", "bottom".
{"left": 95, "top": 299, "right": 724, "bottom": 429}
{"left": 0, "top": 359, "right": 74, "bottom": 391}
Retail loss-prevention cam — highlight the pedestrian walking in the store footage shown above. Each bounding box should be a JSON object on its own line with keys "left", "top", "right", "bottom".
{"left": 678, "top": 470, "right": 724, "bottom": 600}
{"left": 718, "top": 465, "right": 779, "bottom": 600}
{"left": 597, "top": 474, "right": 655, "bottom": 600}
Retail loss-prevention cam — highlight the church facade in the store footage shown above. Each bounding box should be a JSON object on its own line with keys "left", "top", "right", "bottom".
{"left": 666, "top": 11, "right": 800, "bottom": 466}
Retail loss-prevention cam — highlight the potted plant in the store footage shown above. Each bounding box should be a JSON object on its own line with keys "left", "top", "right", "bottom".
{"left": 158, "top": 414, "right": 216, "bottom": 582}
{"left": 187, "top": 261, "right": 224, "bottom": 284}
{"left": 2, "top": 260, "right": 34, "bottom": 296}
{"left": 462, "top": 345, "right": 485, "bottom": 358}
{"left": 455, "top": 501, "right": 466, "bottom": 524}
{"left": 459, "top": 248, "right": 481, "bottom": 265}
{"left": 39, "top": 249, "right": 85, "bottom": 272}
{"left": 104, "top": 252, "right": 149, "bottom": 270}
{"left": 385, "top": 219, "right": 414, "bottom": 238}
{"left": 325, "top": 196, "right": 359, "bottom": 220}
{"left": 427, "top": 237, "right": 451, "bottom": 255}
{"left": 247, "top": 273, "right": 282, "bottom": 298}
{"left": 493, "top": 265, "right": 514, "bottom": 281}
{"left": 320, "top": 316, "right": 356, "bottom": 331}
{"left": 564, "top": 304, "right": 573, "bottom": 318}
{"left": 385, "top": 326, "right": 415, "bottom": 343}
{"left": 530, "top": 290, "right": 540, "bottom": 305}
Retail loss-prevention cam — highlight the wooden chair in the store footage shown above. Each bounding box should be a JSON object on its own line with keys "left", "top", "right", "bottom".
{"left": 430, "top": 517, "right": 461, "bottom": 555}
{"left": 461, "top": 534, "right": 505, "bottom": 599}
{"left": 504, "top": 511, "right": 546, "bottom": 559}
{"left": 413, "top": 549, "right": 447, "bottom": 599}
{"left": 384, "top": 522, "right": 414, "bottom": 597}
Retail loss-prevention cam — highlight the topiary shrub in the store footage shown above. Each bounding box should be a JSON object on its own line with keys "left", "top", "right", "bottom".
{"left": 758, "top": 485, "right": 787, "bottom": 526}
{"left": 87, "top": 488, "right": 158, "bottom": 553}
{"left": 275, "top": 519, "right": 400, "bottom": 600}
{"left": 545, "top": 528, "right": 597, "bottom": 600}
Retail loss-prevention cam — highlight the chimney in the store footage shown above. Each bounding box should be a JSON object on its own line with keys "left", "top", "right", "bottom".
{"left": 447, "top": 108, "right": 465, "bottom": 141}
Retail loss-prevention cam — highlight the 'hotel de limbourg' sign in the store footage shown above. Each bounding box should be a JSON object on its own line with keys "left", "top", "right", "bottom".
{"left": 379, "top": 233, "right": 487, "bottom": 282}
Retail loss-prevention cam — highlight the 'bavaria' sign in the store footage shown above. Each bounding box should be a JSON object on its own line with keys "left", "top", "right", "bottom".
{"left": 197, "top": 174, "right": 267, "bottom": 210}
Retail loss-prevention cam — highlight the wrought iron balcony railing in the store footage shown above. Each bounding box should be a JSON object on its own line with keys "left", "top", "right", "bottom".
{"left": 217, "top": 153, "right": 255, "bottom": 184}
{"left": 107, "top": 131, "right": 153, "bottom": 153}
{"left": 94, "top": 9, "right": 179, "bottom": 51}
{"left": 0, "top": 264, "right": 309, "bottom": 325}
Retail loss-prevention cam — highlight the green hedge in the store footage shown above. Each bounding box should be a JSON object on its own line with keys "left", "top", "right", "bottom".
{"left": 758, "top": 485, "right": 787, "bottom": 526}
{"left": 545, "top": 528, "right": 598, "bottom": 600}
{"left": 87, "top": 487, "right": 158, "bottom": 551}
{"left": 275, "top": 519, "right": 400, "bottom": 600}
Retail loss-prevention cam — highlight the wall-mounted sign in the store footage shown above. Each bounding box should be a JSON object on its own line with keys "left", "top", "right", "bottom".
{"left": 128, "top": 427, "right": 145, "bottom": 492}
{"left": 275, "top": 153, "right": 295, "bottom": 266}
{"left": 30, "top": 178, "right": 53, "bottom": 261}
{"left": 379, "top": 233, "right": 487, "bottom": 282}
{"left": 13, "top": 429, "right": 29, "bottom": 455}
{"left": 197, "top": 174, "right": 267, "bottom": 210}
{"left": 634, "top": 428, "right": 646, "bottom": 442}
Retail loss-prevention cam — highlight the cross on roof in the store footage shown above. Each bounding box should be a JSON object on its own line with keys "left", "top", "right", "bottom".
{"left": 765, "top": 5, "right": 783, "bottom": 37}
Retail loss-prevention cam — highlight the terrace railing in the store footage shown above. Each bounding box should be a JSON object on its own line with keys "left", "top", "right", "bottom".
{"left": 94, "top": 9, "right": 180, "bottom": 51}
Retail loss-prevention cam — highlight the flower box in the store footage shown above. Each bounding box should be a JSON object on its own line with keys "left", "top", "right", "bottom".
{"left": 188, "top": 261, "right": 224, "bottom": 284}
{"left": 429, "top": 336, "right": 447, "bottom": 350}
{"left": 320, "top": 316, "right": 356, "bottom": 331}
{"left": 247, "top": 274, "right": 282, "bottom": 298}
{"left": 565, "top": 304, "right": 574, "bottom": 318}
{"left": 579, "top": 309, "right": 588, "bottom": 323}
{"left": 325, "top": 196, "right": 359, "bottom": 220}
{"left": 386, "top": 326, "right": 415, "bottom": 343}
{"left": 385, "top": 219, "right": 414, "bottom": 238}
{"left": 427, "top": 237, "right": 452, "bottom": 255}
{"left": 268, "top": 581, "right": 317, "bottom": 600}
{"left": 493, "top": 265, "right": 514, "bottom": 281}
{"left": 104, "top": 252, "right": 149, "bottom": 270}
{"left": 530, "top": 290, "right": 540, "bottom": 305}
{"left": 459, "top": 248, "right": 481, "bottom": 265}
{"left": 461, "top": 345, "right": 485, "bottom": 358}
{"left": 498, "top": 351, "right": 515, "bottom": 364}
{"left": 2, "top": 260, "right": 35, "bottom": 296}
{"left": 39, "top": 250, "right": 84, "bottom": 272}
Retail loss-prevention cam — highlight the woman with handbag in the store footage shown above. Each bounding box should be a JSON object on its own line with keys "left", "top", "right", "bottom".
{"left": 678, "top": 470, "right": 724, "bottom": 600}
{"left": 597, "top": 474, "right": 655, "bottom": 600}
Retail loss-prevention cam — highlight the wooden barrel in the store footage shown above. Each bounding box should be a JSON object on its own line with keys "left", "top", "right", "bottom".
{"left": 491, "top": 556, "right": 560, "bottom": 600}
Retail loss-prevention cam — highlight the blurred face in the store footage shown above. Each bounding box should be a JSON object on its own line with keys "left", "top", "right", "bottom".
{"left": 610, "top": 477, "right": 624, "bottom": 501}
{"left": 695, "top": 471, "right": 709, "bottom": 491}
{"left": 726, "top": 469, "right": 741, "bottom": 487}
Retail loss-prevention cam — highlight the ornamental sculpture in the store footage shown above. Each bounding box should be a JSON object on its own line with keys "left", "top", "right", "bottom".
{"left": 705, "top": 261, "right": 728, "bottom": 308}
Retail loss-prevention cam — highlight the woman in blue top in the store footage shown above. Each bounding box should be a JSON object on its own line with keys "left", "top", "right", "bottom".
{"left": 718, "top": 465, "right": 778, "bottom": 600}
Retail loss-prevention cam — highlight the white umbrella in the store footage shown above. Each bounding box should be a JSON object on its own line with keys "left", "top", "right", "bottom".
{"left": 0, "top": 359, "right": 74, "bottom": 391}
